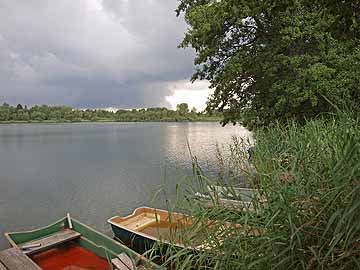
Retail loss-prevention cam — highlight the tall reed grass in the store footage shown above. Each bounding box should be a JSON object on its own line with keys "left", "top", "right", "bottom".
{"left": 151, "top": 112, "right": 360, "bottom": 269}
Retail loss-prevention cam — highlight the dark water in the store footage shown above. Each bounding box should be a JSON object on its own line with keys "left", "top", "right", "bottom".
{"left": 0, "top": 122, "right": 250, "bottom": 248}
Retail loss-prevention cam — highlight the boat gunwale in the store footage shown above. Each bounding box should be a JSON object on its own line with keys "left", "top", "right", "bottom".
{"left": 207, "top": 186, "right": 266, "bottom": 201}
{"left": 71, "top": 216, "right": 159, "bottom": 266}
{"left": 4, "top": 217, "right": 67, "bottom": 247}
{"left": 195, "top": 192, "right": 253, "bottom": 205}
{"left": 213, "top": 186, "right": 261, "bottom": 192}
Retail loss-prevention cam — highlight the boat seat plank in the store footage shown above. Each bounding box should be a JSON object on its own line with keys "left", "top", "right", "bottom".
{"left": 20, "top": 229, "right": 81, "bottom": 255}
{"left": 112, "top": 252, "right": 136, "bottom": 270}
{"left": 112, "top": 258, "right": 135, "bottom": 270}
{"left": 121, "top": 213, "right": 159, "bottom": 231}
{"left": 112, "top": 258, "right": 131, "bottom": 270}
{"left": 0, "top": 247, "right": 42, "bottom": 270}
{"left": 0, "top": 262, "right": 7, "bottom": 270}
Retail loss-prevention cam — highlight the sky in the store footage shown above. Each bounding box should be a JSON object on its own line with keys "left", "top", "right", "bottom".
{"left": 0, "top": 0, "right": 211, "bottom": 111}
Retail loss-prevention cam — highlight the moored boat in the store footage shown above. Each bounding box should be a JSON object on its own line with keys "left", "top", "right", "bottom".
{"left": 108, "top": 207, "right": 260, "bottom": 256}
{"left": 195, "top": 192, "right": 255, "bottom": 211}
{"left": 4, "top": 215, "right": 161, "bottom": 270}
{"left": 195, "top": 185, "right": 266, "bottom": 213}
{"left": 108, "top": 207, "right": 196, "bottom": 255}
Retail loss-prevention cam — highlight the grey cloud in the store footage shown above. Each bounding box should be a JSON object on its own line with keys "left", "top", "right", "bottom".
{"left": 0, "top": 0, "right": 195, "bottom": 108}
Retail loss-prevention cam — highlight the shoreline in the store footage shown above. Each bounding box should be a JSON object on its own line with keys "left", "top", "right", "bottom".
{"left": 0, "top": 119, "right": 222, "bottom": 125}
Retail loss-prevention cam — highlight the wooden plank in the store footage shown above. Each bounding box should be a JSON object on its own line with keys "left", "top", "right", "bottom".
{"left": 0, "top": 261, "right": 7, "bottom": 270}
{"left": 112, "top": 252, "right": 136, "bottom": 270}
{"left": 0, "top": 248, "right": 42, "bottom": 270}
{"left": 121, "top": 213, "right": 159, "bottom": 231}
{"left": 112, "top": 258, "right": 130, "bottom": 270}
{"left": 118, "top": 253, "right": 136, "bottom": 269}
{"left": 20, "top": 229, "right": 81, "bottom": 255}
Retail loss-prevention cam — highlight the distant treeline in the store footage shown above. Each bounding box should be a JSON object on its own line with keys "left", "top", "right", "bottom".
{"left": 0, "top": 102, "right": 221, "bottom": 123}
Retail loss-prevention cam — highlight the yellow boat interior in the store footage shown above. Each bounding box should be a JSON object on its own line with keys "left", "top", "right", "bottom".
{"left": 109, "top": 207, "right": 199, "bottom": 245}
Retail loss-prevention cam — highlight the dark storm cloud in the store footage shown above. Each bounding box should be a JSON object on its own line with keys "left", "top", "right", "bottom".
{"left": 0, "top": 0, "right": 195, "bottom": 108}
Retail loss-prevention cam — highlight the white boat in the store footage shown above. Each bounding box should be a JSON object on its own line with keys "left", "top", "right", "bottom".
{"left": 195, "top": 185, "right": 266, "bottom": 212}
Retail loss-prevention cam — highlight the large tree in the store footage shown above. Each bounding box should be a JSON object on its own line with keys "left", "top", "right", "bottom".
{"left": 177, "top": 0, "right": 360, "bottom": 128}
{"left": 176, "top": 103, "right": 190, "bottom": 116}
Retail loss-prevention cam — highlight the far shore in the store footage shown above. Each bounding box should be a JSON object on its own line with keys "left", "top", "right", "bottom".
{"left": 0, "top": 119, "right": 222, "bottom": 125}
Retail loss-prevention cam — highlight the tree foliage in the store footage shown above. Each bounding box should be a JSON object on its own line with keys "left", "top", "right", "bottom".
{"left": 177, "top": 0, "right": 360, "bottom": 128}
{"left": 0, "top": 103, "right": 221, "bottom": 123}
{"left": 176, "top": 102, "right": 190, "bottom": 116}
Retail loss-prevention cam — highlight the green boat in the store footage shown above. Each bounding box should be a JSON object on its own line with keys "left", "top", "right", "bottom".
{"left": 4, "top": 215, "right": 161, "bottom": 270}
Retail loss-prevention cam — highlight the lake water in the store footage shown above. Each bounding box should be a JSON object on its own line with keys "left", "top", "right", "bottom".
{"left": 0, "top": 122, "right": 251, "bottom": 249}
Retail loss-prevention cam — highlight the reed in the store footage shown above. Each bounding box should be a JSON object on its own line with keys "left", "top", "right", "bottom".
{"left": 151, "top": 111, "right": 360, "bottom": 269}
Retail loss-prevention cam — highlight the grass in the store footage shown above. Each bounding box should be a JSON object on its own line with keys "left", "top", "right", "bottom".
{"left": 151, "top": 111, "right": 360, "bottom": 269}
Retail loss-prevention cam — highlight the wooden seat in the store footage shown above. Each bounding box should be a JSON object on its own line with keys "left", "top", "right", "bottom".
{"left": 112, "top": 252, "right": 136, "bottom": 270}
{"left": 0, "top": 247, "right": 42, "bottom": 270}
{"left": 120, "top": 213, "right": 159, "bottom": 231}
{"left": 20, "top": 229, "right": 81, "bottom": 255}
{"left": 0, "top": 262, "right": 7, "bottom": 270}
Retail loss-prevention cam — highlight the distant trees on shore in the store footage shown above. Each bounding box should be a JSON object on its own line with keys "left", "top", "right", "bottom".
{"left": 0, "top": 102, "right": 221, "bottom": 123}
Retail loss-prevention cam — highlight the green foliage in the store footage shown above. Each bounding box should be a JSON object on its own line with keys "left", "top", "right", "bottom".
{"left": 177, "top": 0, "right": 360, "bottom": 128}
{"left": 155, "top": 112, "right": 360, "bottom": 269}
{"left": 177, "top": 103, "right": 190, "bottom": 116}
{"left": 0, "top": 103, "right": 221, "bottom": 123}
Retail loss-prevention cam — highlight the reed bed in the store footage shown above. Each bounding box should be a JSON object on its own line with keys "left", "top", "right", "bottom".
{"left": 151, "top": 112, "right": 360, "bottom": 269}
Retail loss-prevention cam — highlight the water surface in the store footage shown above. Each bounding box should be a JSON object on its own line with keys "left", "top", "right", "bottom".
{"left": 0, "top": 122, "right": 250, "bottom": 248}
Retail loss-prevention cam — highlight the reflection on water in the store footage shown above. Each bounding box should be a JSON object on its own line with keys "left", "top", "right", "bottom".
{"left": 164, "top": 123, "right": 252, "bottom": 167}
{"left": 0, "top": 122, "right": 250, "bottom": 249}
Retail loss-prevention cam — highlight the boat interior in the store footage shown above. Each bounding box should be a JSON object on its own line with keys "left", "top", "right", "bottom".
{"left": 109, "top": 207, "right": 198, "bottom": 245}
{"left": 30, "top": 242, "right": 110, "bottom": 270}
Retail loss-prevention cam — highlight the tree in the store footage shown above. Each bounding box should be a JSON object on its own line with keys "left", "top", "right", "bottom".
{"left": 176, "top": 103, "right": 189, "bottom": 116}
{"left": 177, "top": 0, "right": 360, "bottom": 128}
{"left": 31, "top": 111, "right": 46, "bottom": 121}
{"left": 0, "top": 104, "right": 10, "bottom": 121}
{"left": 49, "top": 111, "right": 62, "bottom": 120}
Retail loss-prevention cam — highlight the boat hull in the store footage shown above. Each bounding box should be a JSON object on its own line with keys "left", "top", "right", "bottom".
{"left": 110, "top": 222, "right": 161, "bottom": 255}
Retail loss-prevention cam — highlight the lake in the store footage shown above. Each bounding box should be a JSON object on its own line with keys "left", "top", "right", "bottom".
{"left": 0, "top": 122, "right": 251, "bottom": 249}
